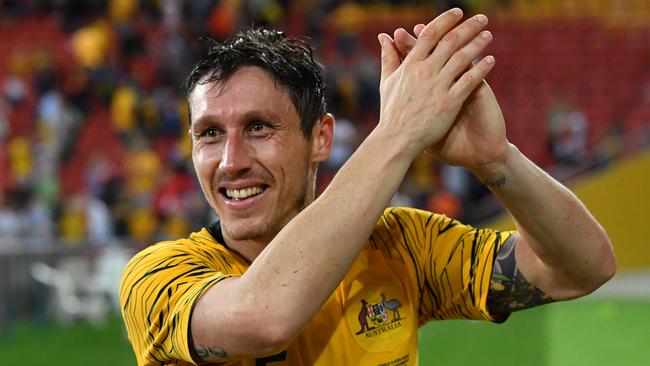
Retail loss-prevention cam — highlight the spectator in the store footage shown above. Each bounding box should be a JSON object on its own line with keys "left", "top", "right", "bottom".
{"left": 326, "top": 117, "right": 359, "bottom": 170}
{"left": 3, "top": 73, "right": 28, "bottom": 107}
{"left": 84, "top": 192, "right": 115, "bottom": 247}
{"left": 0, "top": 186, "right": 53, "bottom": 249}
{"left": 547, "top": 100, "right": 589, "bottom": 167}
{"left": 124, "top": 135, "right": 162, "bottom": 204}
{"left": 71, "top": 20, "right": 112, "bottom": 70}
{"left": 110, "top": 83, "right": 139, "bottom": 141}
{"left": 8, "top": 137, "right": 32, "bottom": 184}
{"left": 0, "top": 103, "right": 8, "bottom": 142}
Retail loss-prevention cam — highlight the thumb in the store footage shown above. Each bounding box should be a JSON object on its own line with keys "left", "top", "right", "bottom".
{"left": 378, "top": 33, "right": 399, "bottom": 84}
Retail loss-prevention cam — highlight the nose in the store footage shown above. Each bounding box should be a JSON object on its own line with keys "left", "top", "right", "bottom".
{"left": 218, "top": 133, "right": 253, "bottom": 176}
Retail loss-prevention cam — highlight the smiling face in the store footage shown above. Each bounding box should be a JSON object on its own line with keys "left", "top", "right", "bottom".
{"left": 189, "top": 66, "right": 332, "bottom": 246}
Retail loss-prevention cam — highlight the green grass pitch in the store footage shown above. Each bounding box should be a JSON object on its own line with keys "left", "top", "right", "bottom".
{"left": 0, "top": 298, "right": 648, "bottom": 365}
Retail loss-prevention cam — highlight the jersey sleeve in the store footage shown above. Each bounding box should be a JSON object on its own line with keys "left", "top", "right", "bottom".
{"left": 375, "top": 207, "right": 514, "bottom": 325}
{"left": 119, "top": 240, "right": 234, "bottom": 365}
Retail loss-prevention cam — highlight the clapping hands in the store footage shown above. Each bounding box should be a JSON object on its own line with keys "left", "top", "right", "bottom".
{"left": 377, "top": 8, "right": 510, "bottom": 169}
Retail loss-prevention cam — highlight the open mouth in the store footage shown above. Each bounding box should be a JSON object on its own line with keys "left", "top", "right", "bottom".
{"left": 219, "top": 186, "right": 268, "bottom": 200}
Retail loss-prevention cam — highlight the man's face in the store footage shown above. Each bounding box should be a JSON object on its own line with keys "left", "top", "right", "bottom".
{"left": 189, "top": 66, "right": 329, "bottom": 244}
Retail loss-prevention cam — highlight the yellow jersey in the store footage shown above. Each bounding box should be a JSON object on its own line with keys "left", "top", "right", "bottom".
{"left": 120, "top": 207, "right": 512, "bottom": 365}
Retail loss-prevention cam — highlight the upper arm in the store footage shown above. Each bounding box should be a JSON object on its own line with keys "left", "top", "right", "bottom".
{"left": 487, "top": 233, "right": 555, "bottom": 318}
{"left": 189, "top": 275, "right": 292, "bottom": 363}
{"left": 119, "top": 244, "right": 234, "bottom": 365}
{"left": 379, "top": 208, "right": 511, "bottom": 323}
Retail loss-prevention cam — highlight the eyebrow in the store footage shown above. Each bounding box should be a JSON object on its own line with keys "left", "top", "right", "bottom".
{"left": 191, "top": 109, "right": 284, "bottom": 132}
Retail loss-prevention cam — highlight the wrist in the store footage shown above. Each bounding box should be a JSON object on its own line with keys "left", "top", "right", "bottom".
{"left": 468, "top": 143, "right": 521, "bottom": 188}
{"left": 369, "top": 123, "right": 422, "bottom": 163}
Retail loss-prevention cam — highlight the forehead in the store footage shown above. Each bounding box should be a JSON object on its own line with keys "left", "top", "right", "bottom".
{"left": 188, "top": 66, "right": 298, "bottom": 125}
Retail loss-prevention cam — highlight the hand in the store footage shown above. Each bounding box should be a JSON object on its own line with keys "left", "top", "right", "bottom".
{"left": 386, "top": 10, "right": 510, "bottom": 169}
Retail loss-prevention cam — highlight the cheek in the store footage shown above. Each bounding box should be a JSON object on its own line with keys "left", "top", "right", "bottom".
{"left": 276, "top": 149, "right": 312, "bottom": 192}
{"left": 193, "top": 146, "right": 220, "bottom": 183}
{"left": 255, "top": 137, "right": 312, "bottom": 192}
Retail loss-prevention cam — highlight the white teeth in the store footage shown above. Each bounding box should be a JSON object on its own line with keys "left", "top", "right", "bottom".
{"left": 225, "top": 186, "right": 263, "bottom": 200}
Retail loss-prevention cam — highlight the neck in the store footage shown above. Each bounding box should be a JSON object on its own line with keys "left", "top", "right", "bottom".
{"left": 215, "top": 170, "right": 319, "bottom": 263}
{"left": 228, "top": 239, "right": 267, "bottom": 263}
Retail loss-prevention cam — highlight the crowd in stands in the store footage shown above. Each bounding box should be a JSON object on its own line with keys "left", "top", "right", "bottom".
{"left": 0, "top": 0, "right": 648, "bottom": 253}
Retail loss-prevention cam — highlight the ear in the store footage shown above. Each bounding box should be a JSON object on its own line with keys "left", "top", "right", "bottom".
{"left": 310, "top": 113, "right": 335, "bottom": 164}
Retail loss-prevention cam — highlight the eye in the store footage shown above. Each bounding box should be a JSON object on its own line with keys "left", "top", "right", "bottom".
{"left": 197, "top": 127, "right": 223, "bottom": 141}
{"left": 248, "top": 121, "right": 272, "bottom": 137}
{"left": 205, "top": 127, "right": 219, "bottom": 137}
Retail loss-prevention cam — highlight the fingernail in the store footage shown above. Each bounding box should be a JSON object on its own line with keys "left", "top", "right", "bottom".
{"left": 377, "top": 34, "right": 385, "bottom": 47}
{"left": 485, "top": 55, "right": 495, "bottom": 64}
{"left": 450, "top": 8, "right": 462, "bottom": 16}
{"left": 475, "top": 14, "right": 488, "bottom": 24}
{"left": 481, "top": 30, "right": 492, "bottom": 39}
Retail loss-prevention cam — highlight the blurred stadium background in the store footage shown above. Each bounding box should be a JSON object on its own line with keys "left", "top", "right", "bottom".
{"left": 0, "top": 0, "right": 648, "bottom": 365}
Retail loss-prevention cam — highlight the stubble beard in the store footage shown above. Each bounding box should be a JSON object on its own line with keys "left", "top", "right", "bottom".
{"left": 222, "top": 177, "right": 311, "bottom": 243}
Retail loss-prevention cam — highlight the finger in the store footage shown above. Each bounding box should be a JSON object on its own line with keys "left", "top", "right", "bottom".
{"left": 439, "top": 30, "right": 493, "bottom": 87}
{"left": 408, "top": 8, "right": 463, "bottom": 61}
{"left": 393, "top": 28, "right": 416, "bottom": 60}
{"left": 449, "top": 55, "right": 495, "bottom": 101}
{"left": 378, "top": 33, "right": 400, "bottom": 84}
{"left": 413, "top": 23, "right": 425, "bottom": 37}
{"left": 428, "top": 14, "right": 489, "bottom": 72}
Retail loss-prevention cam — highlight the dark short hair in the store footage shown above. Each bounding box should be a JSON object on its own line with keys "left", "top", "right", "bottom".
{"left": 185, "top": 28, "right": 326, "bottom": 139}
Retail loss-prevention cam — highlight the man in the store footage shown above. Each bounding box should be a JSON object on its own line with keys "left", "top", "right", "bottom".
{"left": 120, "top": 8, "right": 615, "bottom": 365}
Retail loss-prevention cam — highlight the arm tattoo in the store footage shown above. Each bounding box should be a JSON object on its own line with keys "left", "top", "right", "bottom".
{"left": 196, "top": 345, "right": 228, "bottom": 359}
{"left": 487, "top": 235, "right": 554, "bottom": 316}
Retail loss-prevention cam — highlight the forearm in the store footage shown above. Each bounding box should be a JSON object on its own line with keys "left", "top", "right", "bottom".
{"left": 470, "top": 143, "right": 615, "bottom": 298}
{"left": 196, "top": 128, "right": 415, "bottom": 357}
{"left": 246, "top": 128, "right": 411, "bottom": 327}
